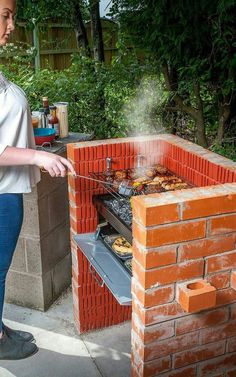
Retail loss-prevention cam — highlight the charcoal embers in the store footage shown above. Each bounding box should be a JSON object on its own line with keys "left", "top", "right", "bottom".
{"left": 104, "top": 197, "right": 132, "bottom": 227}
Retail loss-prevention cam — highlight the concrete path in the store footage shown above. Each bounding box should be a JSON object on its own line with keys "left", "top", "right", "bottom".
{"left": 0, "top": 288, "right": 131, "bottom": 377}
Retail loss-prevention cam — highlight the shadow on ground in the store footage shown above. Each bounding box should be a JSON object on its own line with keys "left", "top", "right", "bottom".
{"left": 2, "top": 288, "right": 131, "bottom": 377}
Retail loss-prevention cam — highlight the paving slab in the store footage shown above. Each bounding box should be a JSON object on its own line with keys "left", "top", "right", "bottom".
{"left": 0, "top": 323, "right": 101, "bottom": 377}
{"left": 1, "top": 287, "right": 131, "bottom": 377}
{"left": 82, "top": 323, "right": 131, "bottom": 377}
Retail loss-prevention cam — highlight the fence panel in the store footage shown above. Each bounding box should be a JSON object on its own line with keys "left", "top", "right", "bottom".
{"left": 0, "top": 19, "right": 118, "bottom": 70}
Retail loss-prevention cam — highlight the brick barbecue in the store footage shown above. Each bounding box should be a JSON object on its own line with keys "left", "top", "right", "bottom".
{"left": 67, "top": 134, "right": 236, "bottom": 377}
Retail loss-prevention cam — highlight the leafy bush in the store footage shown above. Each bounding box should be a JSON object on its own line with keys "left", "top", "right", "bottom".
{"left": 0, "top": 45, "right": 164, "bottom": 139}
{"left": 0, "top": 43, "right": 235, "bottom": 161}
{"left": 210, "top": 142, "right": 236, "bottom": 162}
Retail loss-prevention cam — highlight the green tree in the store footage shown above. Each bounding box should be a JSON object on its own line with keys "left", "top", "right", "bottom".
{"left": 111, "top": 0, "right": 236, "bottom": 147}
{"left": 89, "top": 0, "right": 105, "bottom": 62}
{"left": 16, "top": 0, "right": 104, "bottom": 61}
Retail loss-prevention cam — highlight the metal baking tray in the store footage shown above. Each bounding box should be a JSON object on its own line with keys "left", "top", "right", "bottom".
{"left": 96, "top": 223, "right": 133, "bottom": 275}
{"left": 103, "top": 234, "right": 133, "bottom": 260}
{"left": 74, "top": 233, "right": 132, "bottom": 305}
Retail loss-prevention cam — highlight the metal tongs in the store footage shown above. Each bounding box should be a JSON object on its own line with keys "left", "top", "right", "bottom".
{"left": 41, "top": 168, "right": 134, "bottom": 197}
{"left": 73, "top": 174, "right": 134, "bottom": 197}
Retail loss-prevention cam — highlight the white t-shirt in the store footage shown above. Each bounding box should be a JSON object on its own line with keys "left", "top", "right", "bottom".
{"left": 0, "top": 72, "right": 40, "bottom": 193}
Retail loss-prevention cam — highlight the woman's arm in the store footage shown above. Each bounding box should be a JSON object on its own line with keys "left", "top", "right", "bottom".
{"left": 0, "top": 146, "right": 76, "bottom": 177}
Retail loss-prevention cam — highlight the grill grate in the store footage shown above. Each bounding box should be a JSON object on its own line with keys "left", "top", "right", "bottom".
{"left": 89, "top": 165, "right": 193, "bottom": 199}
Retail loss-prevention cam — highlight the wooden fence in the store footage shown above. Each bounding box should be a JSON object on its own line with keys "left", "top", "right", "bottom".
{"left": 0, "top": 19, "right": 118, "bottom": 70}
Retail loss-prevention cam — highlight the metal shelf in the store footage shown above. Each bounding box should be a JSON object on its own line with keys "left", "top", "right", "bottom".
{"left": 74, "top": 233, "right": 132, "bottom": 306}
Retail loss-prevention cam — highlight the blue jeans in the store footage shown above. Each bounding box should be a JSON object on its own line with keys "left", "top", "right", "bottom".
{"left": 0, "top": 194, "right": 23, "bottom": 332}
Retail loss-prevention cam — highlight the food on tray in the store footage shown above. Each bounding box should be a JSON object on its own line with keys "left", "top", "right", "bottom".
{"left": 155, "top": 164, "right": 168, "bottom": 175}
{"left": 133, "top": 176, "right": 151, "bottom": 184}
{"left": 135, "top": 184, "right": 145, "bottom": 193}
{"left": 145, "top": 167, "right": 157, "bottom": 178}
{"left": 115, "top": 170, "right": 127, "bottom": 180}
{"left": 153, "top": 175, "right": 174, "bottom": 184}
{"left": 162, "top": 181, "right": 188, "bottom": 190}
{"left": 101, "top": 165, "right": 189, "bottom": 195}
{"left": 145, "top": 184, "right": 162, "bottom": 194}
{"left": 133, "top": 176, "right": 147, "bottom": 183}
{"left": 112, "top": 236, "right": 132, "bottom": 255}
{"left": 146, "top": 180, "right": 162, "bottom": 185}
{"left": 132, "top": 181, "right": 143, "bottom": 188}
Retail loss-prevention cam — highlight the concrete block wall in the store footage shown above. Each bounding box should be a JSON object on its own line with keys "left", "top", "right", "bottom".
{"left": 6, "top": 164, "right": 71, "bottom": 311}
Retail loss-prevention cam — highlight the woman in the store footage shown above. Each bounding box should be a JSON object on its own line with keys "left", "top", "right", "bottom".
{"left": 0, "top": 0, "right": 75, "bottom": 360}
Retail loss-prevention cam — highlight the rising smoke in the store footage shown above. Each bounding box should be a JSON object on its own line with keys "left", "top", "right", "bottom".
{"left": 124, "top": 76, "right": 167, "bottom": 137}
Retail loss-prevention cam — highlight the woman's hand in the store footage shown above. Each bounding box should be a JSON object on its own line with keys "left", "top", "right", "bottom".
{"left": 0, "top": 147, "right": 76, "bottom": 177}
{"left": 33, "top": 150, "right": 76, "bottom": 177}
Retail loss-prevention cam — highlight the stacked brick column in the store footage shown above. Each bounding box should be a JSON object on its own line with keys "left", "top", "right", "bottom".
{"left": 67, "top": 140, "right": 138, "bottom": 332}
{"left": 132, "top": 182, "right": 236, "bottom": 376}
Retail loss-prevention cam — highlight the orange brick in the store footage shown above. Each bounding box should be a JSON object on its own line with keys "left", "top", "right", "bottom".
{"left": 132, "top": 280, "right": 175, "bottom": 308}
{"left": 67, "top": 143, "right": 80, "bottom": 161}
{"left": 131, "top": 366, "right": 140, "bottom": 377}
{"left": 182, "top": 193, "right": 236, "bottom": 220}
{"left": 174, "top": 341, "right": 225, "bottom": 368}
{"left": 231, "top": 271, "right": 236, "bottom": 290}
{"left": 199, "top": 353, "right": 236, "bottom": 375}
{"left": 70, "top": 217, "right": 81, "bottom": 233}
{"left": 132, "top": 195, "right": 179, "bottom": 226}
{"left": 207, "top": 272, "right": 230, "bottom": 289}
{"left": 176, "top": 307, "right": 229, "bottom": 335}
{"left": 209, "top": 214, "right": 236, "bottom": 235}
{"left": 156, "top": 366, "right": 196, "bottom": 377}
{"left": 132, "top": 259, "right": 204, "bottom": 288}
{"left": 177, "top": 280, "right": 216, "bottom": 313}
{"left": 68, "top": 189, "right": 76, "bottom": 204}
{"left": 133, "top": 241, "right": 177, "bottom": 269}
{"left": 133, "top": 219, "right": 206, "bottom": 247}
{"left": 231, "top": 303, "right": 236, "bottom": 319}
{"left": 133, "top": 299, "right": 185, "bottom": 326}
{"left": 200, "top": 320, "right": 236, "bottom": 344}
{"left": 145, "top": 323, "right": 174, "bottom": 345}
{"left": 142, "top": 357, "right": 171, "bottom": 376}
{"left": 132, "top": 314, "right": 175, "bottom": 344}
{"left": 178, "top": 234, "right": 236, "bottom": 261}
{"left": 132, "top": 352, "right": 171, "bottom": 377}
{"left": 216, "top": 288, "right": 236, "bottom": 306}
{"left": 207, "top": 251, "right": 236, "bottom": 273}
{"left": 131, "top": 330, "right": 144, "bottom": 359}
{"left": 68, "top": 189, "right": 94, "bottom": 207}
{"left": 141, "top": 332, "right": 199, "bottom": 361}
{"left": 227, "top": 336, "right": 236, "bottom": 353}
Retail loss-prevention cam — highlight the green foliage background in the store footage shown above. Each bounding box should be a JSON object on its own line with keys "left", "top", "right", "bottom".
{"left": 0, "top": 45, "right": 165, "bottom": 139}
{"left": 1, "top": 0, "right": 235, "bottom": 160}
{"left": 110, "top": 0, "right": 236, "bottom": 157}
